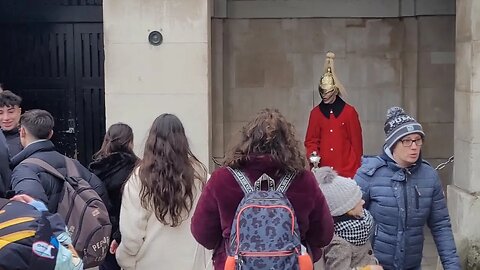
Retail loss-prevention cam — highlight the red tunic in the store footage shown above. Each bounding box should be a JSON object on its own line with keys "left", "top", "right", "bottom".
{"left": 304, "top": 102, "right": 363, "bottom": 178}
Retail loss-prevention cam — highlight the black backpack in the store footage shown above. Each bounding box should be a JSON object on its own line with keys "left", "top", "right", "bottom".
{"left": 21, "top": 157, "right": 112, "bottom": 268}
{"left": 0, "top": 199, "right": 59, "bottom": 270}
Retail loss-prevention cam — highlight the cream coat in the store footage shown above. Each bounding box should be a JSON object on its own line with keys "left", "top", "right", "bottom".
{"left": 116, "top": 169, "right": 211, "bottom": 270}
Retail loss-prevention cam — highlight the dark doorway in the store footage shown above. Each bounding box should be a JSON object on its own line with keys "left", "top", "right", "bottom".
{"left": 0, "top": 1, "right": 105, "bottom": 165}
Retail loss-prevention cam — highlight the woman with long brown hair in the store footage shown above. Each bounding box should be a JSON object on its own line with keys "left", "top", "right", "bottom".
{"left": 89, "top": 123, "right": 138, "bottom": 270}
{"left": 115, "top": 114, "right": 208, "bottom": 270}
{"left": 191, "top": 108, "right": 334, "bottom": 270}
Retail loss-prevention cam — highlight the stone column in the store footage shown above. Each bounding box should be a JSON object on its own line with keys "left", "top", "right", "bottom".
{"left": 103, "top": 0, "right": 212, "bottom": 166}
{"left": 448, "top": 0, "right": 480, "bottom": 268}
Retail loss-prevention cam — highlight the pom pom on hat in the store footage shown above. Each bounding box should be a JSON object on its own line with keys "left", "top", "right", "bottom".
{"left": 313, "top": 166, "right": 362, "bottom": 217}
{"left": 386, "top": 106, "right": 405, "bottom": 120}
{"left": 314, "top": 166, "right": 337, "bottom": 184}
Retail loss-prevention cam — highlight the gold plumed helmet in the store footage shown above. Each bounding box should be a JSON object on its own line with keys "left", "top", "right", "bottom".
{"left": 319, "top": 52, "right": 347, "bottom": 97}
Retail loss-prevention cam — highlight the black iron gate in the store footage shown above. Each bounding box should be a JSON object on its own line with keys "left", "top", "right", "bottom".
{"left": 0, "top": 1, "right": 104, "bottom": 165}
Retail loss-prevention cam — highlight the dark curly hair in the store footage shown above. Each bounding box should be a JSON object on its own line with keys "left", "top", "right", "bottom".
{"left": 138, "top": 113, "right": 207, "bottom": 227}
{"left": 224, "top": 108, "right": 306, "bottom": 173}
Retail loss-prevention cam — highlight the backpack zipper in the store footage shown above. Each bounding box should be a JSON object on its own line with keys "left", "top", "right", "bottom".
{"left": 64, "top": 186, "right": 94, "bottom": 223}
{"left": 240, "top": 250, "right": 294, "bottom": 257}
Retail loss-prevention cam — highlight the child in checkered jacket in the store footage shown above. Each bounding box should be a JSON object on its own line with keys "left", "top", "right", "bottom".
{"left": 314, "top": 166, "right": 381, "bottom": 270}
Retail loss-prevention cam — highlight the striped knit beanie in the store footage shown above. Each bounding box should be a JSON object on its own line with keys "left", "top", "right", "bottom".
{"left": 384, "top": 107, "right": 425, "bottom": 150}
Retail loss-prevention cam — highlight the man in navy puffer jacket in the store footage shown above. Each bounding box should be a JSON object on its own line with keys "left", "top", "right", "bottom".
{"left": 355, "top": 107, "right": 460, "bottom": 270}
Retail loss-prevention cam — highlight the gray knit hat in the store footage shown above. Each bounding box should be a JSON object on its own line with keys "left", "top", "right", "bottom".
{"left": 384, "top": 107, "right": 425, "bottom": 151}
{"left": 314, "top": 167, "right": 362, "bottom": 217}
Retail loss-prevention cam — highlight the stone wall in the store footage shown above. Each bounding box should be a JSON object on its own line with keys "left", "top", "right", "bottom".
{"left": 103, "top": 0, "right": 211, "bottom": 165}
{"left": 212, "top": 16, "right": 455, "bottom": 184}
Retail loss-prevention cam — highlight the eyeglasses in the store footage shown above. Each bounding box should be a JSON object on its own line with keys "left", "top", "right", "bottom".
{"left": 400, "top": 138, "right": 423, "bottom": 147}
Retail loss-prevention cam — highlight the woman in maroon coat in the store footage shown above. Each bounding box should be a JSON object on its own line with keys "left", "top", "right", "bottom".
{"left": 305, "top": 52, "right": 363, "bottom": 178}
{"left": 191, "top": 108, "right": 334, "bottom": 270}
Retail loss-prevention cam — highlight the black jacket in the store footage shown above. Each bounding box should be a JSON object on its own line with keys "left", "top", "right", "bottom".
{"left": 0, "top": 132, "right": 11, "bottom": 198}
{"left": 89, "top": 152, "right": 138, "bottom": 241}
{"left": 3, "top": 128, "right": 23, "bottom": 158}
{"left": 11, "top": 140, "right": 110, "bottom": 213}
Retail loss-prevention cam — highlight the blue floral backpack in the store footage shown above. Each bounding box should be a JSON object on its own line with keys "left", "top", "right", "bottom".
{"left": 224, "top": 167, "right": 313, "bottom": 270}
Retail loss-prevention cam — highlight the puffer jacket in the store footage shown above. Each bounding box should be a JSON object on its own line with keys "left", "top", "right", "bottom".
{"left": 11, "top": 140, "right": 110, "bottom": 213}
{"left": 354, "top": 154, "right": 460, "bottom": 270}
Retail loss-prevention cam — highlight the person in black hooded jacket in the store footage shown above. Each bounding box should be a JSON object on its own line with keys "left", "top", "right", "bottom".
{"left": 89, "top": 123, "right": 138, "bottom": 270}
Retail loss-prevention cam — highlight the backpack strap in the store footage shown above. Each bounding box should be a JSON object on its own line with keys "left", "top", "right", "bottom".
{"left": 276, "top": 172, "right": 297, "bottom": 193}
{"left": 227, "top": 167, "right": 254, "bottom": 194}
{"left": 64, "top": 157, "right": 80, "bottom": 178}
{"left": 21, "top": 158, "right": 65, "bottom": 180}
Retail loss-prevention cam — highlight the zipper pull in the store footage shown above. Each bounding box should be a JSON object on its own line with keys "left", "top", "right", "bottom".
{"left": 415, "top": 185, "right": 421, "bottom": 196}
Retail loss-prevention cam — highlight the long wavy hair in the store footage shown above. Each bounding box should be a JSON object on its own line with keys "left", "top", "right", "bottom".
{"left": 138, "top": 114, "right": 207, "bottom": 227}
{"left": 92, "top": 123, "right": 136, "bottom": 161}
{"left": 224, "top": 108, "right": 306, "bottom": 172}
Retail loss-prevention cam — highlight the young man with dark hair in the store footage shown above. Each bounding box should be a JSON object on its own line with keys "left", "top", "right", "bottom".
{"left": 0, "top": 90, "right": 23, "bottom": 157}
{"left": 10, "top": 109, "right": 109, "bottom": 212}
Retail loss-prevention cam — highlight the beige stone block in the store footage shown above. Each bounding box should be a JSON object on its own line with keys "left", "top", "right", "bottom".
{"left": 104, "top": 0, "right": 209, "bottom": 44}
{"left": 447, "top": 185, "right": 480, "bottom": 244}
{"left": 264, "top": 54, "right": 294, "bottom": 89}
{"left": 452, "top": 139, "right": 480, "bottom": 193}
{"left": 346, "top": 19, "right": 404, "bottom": 55}
{"left": 346, "top": 56, "right": 402, "bottom": 89}
{"left": 212, "top": 122, "right": 225, "bottom": 157}
{"left": 227, "top": 19, "right": 288, "bottom": 53}
{"left": 291, "top": 53, "right": 314, "bottom": 90}
{"left": 471, "top": 41, "right": 480, "bottom": 92}
{"left": 418, "top": 52, "right": 455, "bottom": 89}
{"left": 224, "top": 88, "right": 257, "bottom": 122}
{"left": 230, "top": 52, "right": 296, "bottom": 89}
{"left": 105, "top": 43, "right": 208, "bottom": 94}
{"left": 421, "top": 123, "right": 454, "bottom": 159}
{"left": 360, "top": 121, "right": 385, "bottom": 155}
{"left": 105, "top": 92, "right": 210, "bottom": 165}
{"left": 402, "top": 87, "right": 418, "bottom": 118}
{"left": 234, "top": 53, "right": 266, "bottom": 88}
{"left": 455, "top": 92, "right": 480, "bottom": 144}
{"left": 455, "top": 42, "right": 472, "bottom": 92}
{"left": 418, "top": 87, "right": 454, "bottom": 123}
{"left": 447, "top": 185, "right": 480, "bottom": 268}
{"left": 402, "top": 52, "right": 418, "bottom": 89}
{"left": 456, "top": 0, "right": 472, "bottom": 42}
{"left": 471, "top": 0, "right": 480, "bottom": 41}
{"left": 403, "top": 17, "right": 418, "bottom": 52}
{"left": 288, "top": 19, "right": 347, "bottom": 54}
{"left": 418, "top": 16, "right": 455, "bottom": 52}
{"left": 353, "top": 88, "right": 402, "bottom": 123}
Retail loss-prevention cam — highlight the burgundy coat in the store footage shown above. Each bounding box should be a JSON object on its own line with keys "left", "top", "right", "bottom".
{"left": 190, "top": 156, "right": 334, "bottom": 270}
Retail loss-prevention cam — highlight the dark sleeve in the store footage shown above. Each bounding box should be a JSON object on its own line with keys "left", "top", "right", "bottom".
{"left": 191, "top": 173, "right": 222, "bottom": 250}
{"left": 0, "top": 132, "right": 11, "bottom": 197}
{"left": 11, "top": 164, "right": 49, "bottom": 204}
